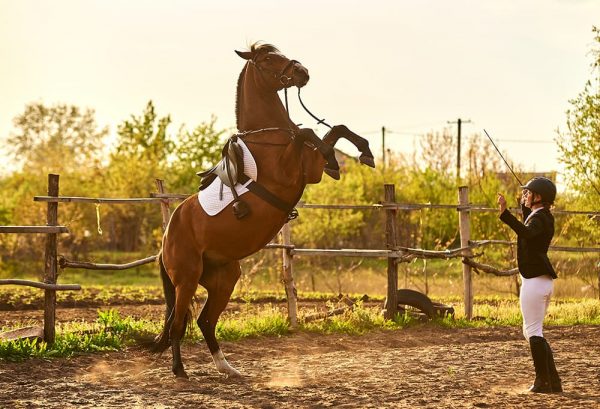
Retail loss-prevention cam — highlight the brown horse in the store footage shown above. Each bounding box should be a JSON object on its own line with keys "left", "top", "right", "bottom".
{"left": 153, "top": 42, "right": 375, "bottom": 379}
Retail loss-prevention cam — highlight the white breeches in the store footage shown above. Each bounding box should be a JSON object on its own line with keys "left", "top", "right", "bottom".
{"left": 520, "top": 275, "right": 554, "bottom": 340}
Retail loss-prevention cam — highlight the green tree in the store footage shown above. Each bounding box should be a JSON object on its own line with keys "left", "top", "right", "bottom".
{"left": 104, "top": 101, "right": 173, "bottom": 252}
{"left": 1, "top": 103, "right": 108, "bottom": 263}
{"left": 557, "top": 26, "right": 600, "bottom": 203}
{"left": 7, "top": 103, "right": 108, "bottom": 174}
{"left": 169, "top": 115, "right": 228, "bottom": 193}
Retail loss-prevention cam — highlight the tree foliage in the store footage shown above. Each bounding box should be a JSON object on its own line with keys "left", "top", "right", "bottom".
{"left": 557, "top": 26, "right": 600, "bottom": 202}
{"left": 169, "top": 115, "right": 228, "bottom": 192}
{"left": 8, "top": 103, "right": 108, "bottom": 174}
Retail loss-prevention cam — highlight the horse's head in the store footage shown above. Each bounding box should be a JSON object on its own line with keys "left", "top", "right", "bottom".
{"left": 236, "top": 43, "right": 309, "bottom": 90}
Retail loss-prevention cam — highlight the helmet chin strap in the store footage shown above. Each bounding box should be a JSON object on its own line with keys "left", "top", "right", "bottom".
{"left": 530, "top": 193, "right": 543, "bottom": 207}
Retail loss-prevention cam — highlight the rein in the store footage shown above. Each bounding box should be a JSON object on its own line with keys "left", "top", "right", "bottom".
{"left": 297, "top": 88, "right": 332, "bottom": 129}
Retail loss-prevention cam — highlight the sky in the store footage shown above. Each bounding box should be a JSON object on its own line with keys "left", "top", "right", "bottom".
{"left": 1, "top": 0, "right": 599, "bottom": 183}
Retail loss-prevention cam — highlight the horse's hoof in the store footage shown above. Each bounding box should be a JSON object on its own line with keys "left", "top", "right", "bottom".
{"left": 173, "top": 367, "right": 189, "bottom": 379}
{"left": 229, "top": 367, "right": 243, "bottom": 378}
{"left": 359, "top": 154, "right": 376, "bottom": 168}
{"left": 324, "top": 168, "right": 341, "bottom": 180}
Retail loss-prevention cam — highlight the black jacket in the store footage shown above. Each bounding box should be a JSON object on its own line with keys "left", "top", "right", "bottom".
{"left": 499, "top": 205, "right": 557, "bottom": 279}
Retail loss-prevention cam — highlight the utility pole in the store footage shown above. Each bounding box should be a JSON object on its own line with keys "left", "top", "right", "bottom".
{"left": 381, "top": 126, "right": 386, "bottom": 171}
{"left": 447, "top": 118, "right": 471, "bottom": 181}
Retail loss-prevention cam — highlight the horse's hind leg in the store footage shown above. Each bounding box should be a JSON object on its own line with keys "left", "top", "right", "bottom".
{"left": 168, "top": 259, "right": 202, "bottom": 379}
{"left": 197, "top": 261, "right": 242, "bottom": 377}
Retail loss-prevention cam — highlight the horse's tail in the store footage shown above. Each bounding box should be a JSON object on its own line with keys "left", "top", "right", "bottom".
{"left": 148, "top": 251, "right": 176, "bottom": 353}
{"left": 159, "top": 251, "right": 176, "bottom": 319}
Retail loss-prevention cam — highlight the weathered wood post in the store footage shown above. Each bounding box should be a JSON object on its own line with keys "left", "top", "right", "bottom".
{"left": 43, "top": 174, "right": 59, "bottom": 343}
{"left": 458, "top": 186, "right": 473, "bottom": 320}
{"left": 155, "top": 179, "right": 171, "bottom": 230}
{"left": 281, "top": 223, "right": 298, "bottom": 327}
{"left": 597, "top": 261, "right": 600, "bottom": 300}
{"left": 384, "top": 184, "right": 398, "bottom": 319}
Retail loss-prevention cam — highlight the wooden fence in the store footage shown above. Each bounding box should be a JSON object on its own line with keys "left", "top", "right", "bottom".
{"left": 1, "top": 175, "right": 599, "bottom": 340}
{"left": 0, "top": 175, "right": 80, "bottom": 343}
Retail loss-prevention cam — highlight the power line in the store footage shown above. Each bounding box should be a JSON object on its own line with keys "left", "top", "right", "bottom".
{"left": 491, "top": 139, "right": 555, "bottom": 144}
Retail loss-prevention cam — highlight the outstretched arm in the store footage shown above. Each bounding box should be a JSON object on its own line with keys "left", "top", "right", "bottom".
{"left": 497, "top": 192, "right": 544, "bottom": 239}
{"left": 499, "top": 209, "right": 546, "bottom": 239}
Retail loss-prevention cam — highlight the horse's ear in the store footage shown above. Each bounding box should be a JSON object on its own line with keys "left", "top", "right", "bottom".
{"left": 235, "top": 50, "right": 253, "bottom": 60}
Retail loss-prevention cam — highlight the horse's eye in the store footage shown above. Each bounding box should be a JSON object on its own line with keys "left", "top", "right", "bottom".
{"left": 264, "top": 56, "right": 271, "bottom": 61}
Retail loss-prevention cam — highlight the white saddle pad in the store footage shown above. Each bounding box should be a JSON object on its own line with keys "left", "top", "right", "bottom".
{"left": 198, "top": 139, "right": 258, "bottom": 216}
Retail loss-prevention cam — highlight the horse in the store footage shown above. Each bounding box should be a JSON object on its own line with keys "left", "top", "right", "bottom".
{"left": 152, "top": 42, "right": 375, "bottom": 379}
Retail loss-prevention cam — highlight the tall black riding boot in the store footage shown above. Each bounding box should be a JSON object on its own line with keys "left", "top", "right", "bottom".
{"left": 528, "top": 336, "right": 553, "bottom": 393}
{"left": 544, "top": 339, "right": 562, "bottom": 392}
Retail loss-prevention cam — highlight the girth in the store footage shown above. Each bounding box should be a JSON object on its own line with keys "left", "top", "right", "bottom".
{"left": 198, "top": 134, "right": 298, "bottom": 220}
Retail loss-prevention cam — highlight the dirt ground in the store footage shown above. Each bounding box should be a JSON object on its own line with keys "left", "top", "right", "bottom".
{"left": 1, "top": 306, "right": 599, "bottom": 409}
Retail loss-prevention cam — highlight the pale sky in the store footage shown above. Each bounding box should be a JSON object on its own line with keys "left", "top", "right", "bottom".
{"left": 1, "top": 0, "right": 599, "bottom": 180}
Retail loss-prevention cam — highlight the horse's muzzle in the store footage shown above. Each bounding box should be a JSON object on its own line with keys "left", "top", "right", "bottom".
{"left": 294, "top": 65, "right": 309, "bottom": 88}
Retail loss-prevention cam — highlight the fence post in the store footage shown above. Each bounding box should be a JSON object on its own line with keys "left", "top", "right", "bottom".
{"left": 384, "top": 184, "right": 398, "bottom": 320}
{"left": 281, "top": 223, "right": 298, "bottom": 328}
{"left": 155, "top": 179, "right": 171, "bottom": 231}
{"left": 43, "top": 174, "right": 59, "bottom": 343}
{"left": 597, "top": 261, "right": 600, "bottom": 300}
{"left": 458, "top": 186, "right": 473, "bottom": 320}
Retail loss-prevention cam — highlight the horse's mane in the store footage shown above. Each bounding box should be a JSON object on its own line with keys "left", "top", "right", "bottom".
{"left": 249, "top": 42, "right": 279, "bottom": 54}
{"left": 235, "top": 65, "right": 246, "bottom": 130}
{"left": 235, "top": 42, "right": 280, "bottom": 129}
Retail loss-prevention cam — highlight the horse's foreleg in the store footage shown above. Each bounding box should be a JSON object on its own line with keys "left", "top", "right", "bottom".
{"left": 322, "top": 125, "right": 376, "bottom": 168}
{"left": 197, "top": 261, "right": 242, "bottom": 377}
{"left": 296, "top": 128, "right": 340, "bottom": 179}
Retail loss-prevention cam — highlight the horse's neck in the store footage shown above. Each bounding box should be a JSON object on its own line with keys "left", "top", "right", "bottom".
{"left": 237, "top": 69, "right": 295, "bottom": 131}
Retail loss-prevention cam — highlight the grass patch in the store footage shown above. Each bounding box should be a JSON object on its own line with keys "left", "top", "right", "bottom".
{"left": 301, "top": 302, "right": 416, "bottom": 335}
{"left": 0, "top": 309, "right": 155, "bottom": 361}
{"left": 216, "top": 306, "right": 290, "bottom": 341}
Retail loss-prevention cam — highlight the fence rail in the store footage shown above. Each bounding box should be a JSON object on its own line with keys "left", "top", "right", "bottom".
{"left": 34, "top": 194, "right": 600, "bottom": 217}
{"left": 0, "top": 279, "right": 81, "bottom": 291}
{"left": 0, "top": 226, "right": 69, "bottom": 234}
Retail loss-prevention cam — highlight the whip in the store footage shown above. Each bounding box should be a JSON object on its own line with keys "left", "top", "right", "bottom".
{"left": 483, "top": 129, "right": 523, "bottom": 186}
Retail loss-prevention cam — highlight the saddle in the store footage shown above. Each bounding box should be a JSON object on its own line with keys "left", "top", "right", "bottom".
{"left": 197, "top": 134, "right": 298, "bottom": 221}
{"left": 197, "top": 135, "right": 250, "bottom": 218}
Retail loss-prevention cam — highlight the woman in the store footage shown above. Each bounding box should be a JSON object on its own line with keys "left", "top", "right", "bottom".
{"left": 497, "top": 177, "right": 562, "bottom": 393}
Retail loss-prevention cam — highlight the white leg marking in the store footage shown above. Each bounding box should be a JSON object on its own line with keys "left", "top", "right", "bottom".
{"left": 212, "top": 349, "right": 242, "bottom": 377}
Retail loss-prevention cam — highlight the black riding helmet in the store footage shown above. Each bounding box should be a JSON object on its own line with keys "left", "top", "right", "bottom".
{"left": 521, "top": 177, "right": 556, "bottom": 204}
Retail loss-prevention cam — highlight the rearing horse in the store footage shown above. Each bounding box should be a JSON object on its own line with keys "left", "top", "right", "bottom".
{"left": 153, "top": 42, "right": 375, "bottom": 379}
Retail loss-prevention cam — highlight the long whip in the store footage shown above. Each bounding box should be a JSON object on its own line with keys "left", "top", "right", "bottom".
{"left": 483, "top": 129, "right": 523, "bottom": 186}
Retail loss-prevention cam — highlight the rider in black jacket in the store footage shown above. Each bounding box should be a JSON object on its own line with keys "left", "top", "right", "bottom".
{"left": 497, "top": 177, "right": 562, "bottom": 393}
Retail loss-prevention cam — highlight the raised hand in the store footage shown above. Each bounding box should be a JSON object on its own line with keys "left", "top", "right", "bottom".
{"left": 497, "top": 193, "right": 507, "bottom": 213}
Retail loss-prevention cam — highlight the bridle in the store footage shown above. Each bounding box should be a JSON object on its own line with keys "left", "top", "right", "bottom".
{"left": 250, "top": 55, "right": 332, "bottom": 130}
{"left": 250, "top": 57, "right": 299, "bottom": 87}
